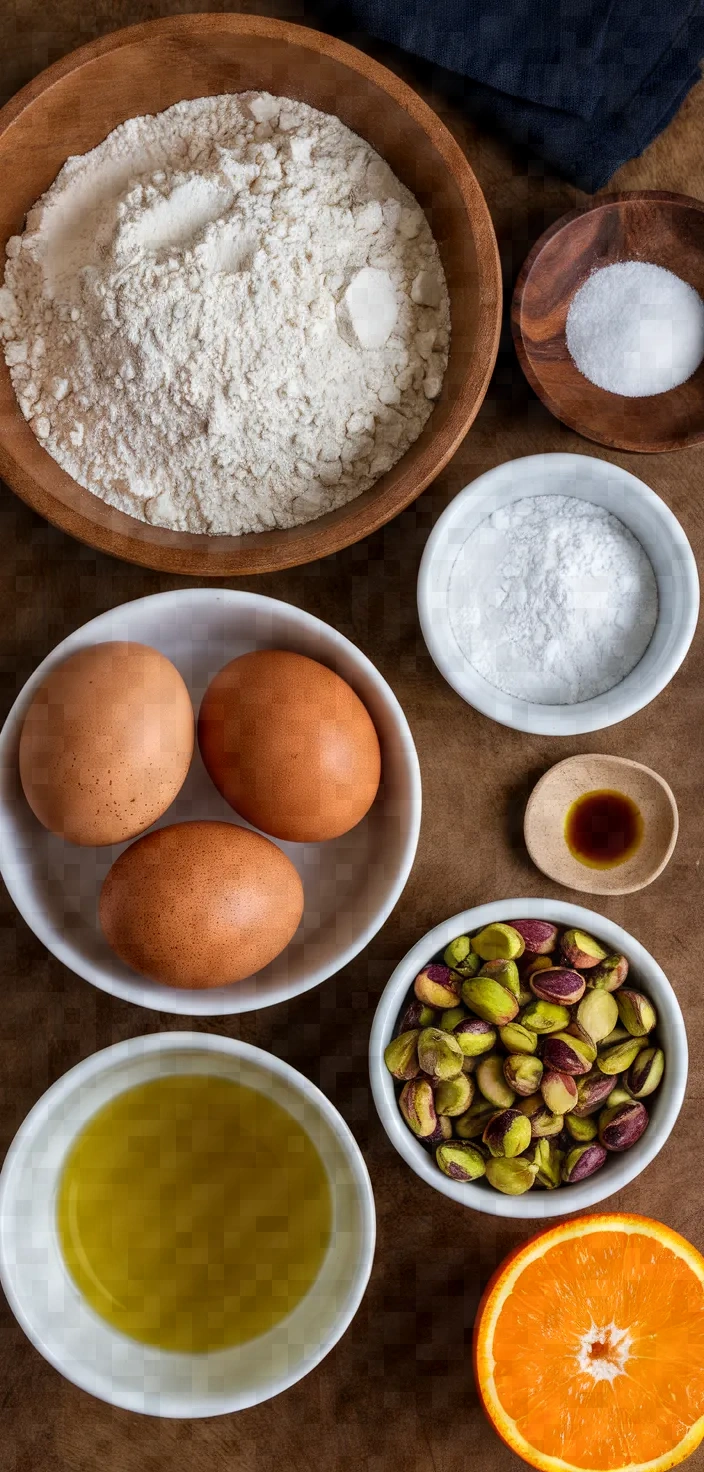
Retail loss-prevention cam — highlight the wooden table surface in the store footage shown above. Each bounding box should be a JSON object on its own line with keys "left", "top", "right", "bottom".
{"left": 2, "top": 6, "right": 703, "bottom": 1471}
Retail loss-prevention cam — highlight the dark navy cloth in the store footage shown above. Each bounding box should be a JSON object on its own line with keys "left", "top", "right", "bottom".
{"left": 320, "top": 0, "right": 704, "bottom": 190}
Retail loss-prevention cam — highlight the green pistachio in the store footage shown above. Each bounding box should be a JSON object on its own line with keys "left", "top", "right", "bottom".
{"left": 503, "top": 1053, "right": 544, "bottom": 1097}
{"left": 598, "top": 1024, "right": 631, "bottom": 1049}
{"left": 399, "top": 1078, "right": 437, "bottom": 1138}
{"left": 417, "top": 1027, "right": 464, "bottom": 1080}
{"left": 499, "top": 1022, "right": 538, "bottom": 1055}
{"left": 399, "top": 999, "right": 437, "bottom": 1031}
{"left": 519, "top": 1000, "right": 571, "bottom": 1035}
{"left": 476, "top": 1054, "right": 516, "bottom": 1109}
{"left": 561, "top": 929, "right": 607, "bottom": 969}
{"left": 455, "top": 1097, "right": 496, "bottom": 1139}
{"left": 586, "top": 954, "right": 629, "bottom": 991}
{"left": 453, "top": 1018, "right": 497, "bottom": 1057}
{"left": 597, "top": 1036, "right": 645, "bottom": 1075}
{"left": 561, "top": 1142, "right": 607, "bottom": 1182}
{"left": 485, "top": 1156, "right": 539, "bottom": 1195}
{"left": 565, "top": 1021, "right": 598, "bottom": 1063}
{"left": 443, "top": 934, "right": 471, "bottom": 967}
{"left": 598, "top": 1101, "right": 648, "bottom": 1152}
{"left": 576, "top": 989, "right": 619, "bottom": 1044}
{"left": 564, "top": 1113, "right": 598, "bottom": 1143}
{"left": 384, "top": 1029, "right": 421, "bottom": 1081}
{"left": 461, "top": 976, "right": 519, "bottom": 1027}
{"left": 540, "top": 1070, "right": 578, "bottom": 1115}
{"left": 436, "top": 1141, "right": 486, "bottom": 1181}
{"left": 439, "top": 1005, "right": 468, "bottom": 1033}
{"left": 425, "top": 1114, "right": 453, "bottom": 1146}
{"left": 541, "top": 1031, "right": 594, "bottom": 1077}
{"left": 479, "top": 958, "right": 521, "bottom": 998}
{"left": 413, "top": 964, "right": 461, "bottom": 1010}
{"left": 532, "top": 1138, "right": 564, "bottom": 1189}
{"left": 511, "top": 920, "right": 559, "bottom": 954}
{"left": 573, "top": 1069, "right": 617, "bottom": 1116}
{"left": 483, "top": 1107, "right": 532, "bottom": 1159}
{"left": 434, "top": 1073, "right": 474, "bottom": 1117}
{"left": 443, "top": 937, "right": 482, "bottom": 978}
{"left": 530, "top": 967, "right": 585, "bottom": 1006}
{"left": 616, "top": 989, "right": 658, "bottom": 1038}
{"left": 472, "top": 923, "right": 525, "bottom": 962}
{"left": 606, "top": 1085, "right": 633, "bottom": 1108}
{"left": 627, "top": 1047, "right": 665, "bottom": 1099}
{"left": 517, "top": 1093, "right": 564, "bottom": 1138}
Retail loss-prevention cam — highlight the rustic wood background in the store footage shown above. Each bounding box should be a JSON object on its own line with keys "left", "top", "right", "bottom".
{"left": 1, "top": 4, "right": 703, "bottom": 1469}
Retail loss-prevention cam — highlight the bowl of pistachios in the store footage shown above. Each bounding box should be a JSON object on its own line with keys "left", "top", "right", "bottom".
{"left": 369, "top": 899, "right": 687, "bottom": 1218}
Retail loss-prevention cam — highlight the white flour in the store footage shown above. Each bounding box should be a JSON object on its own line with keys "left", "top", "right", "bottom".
{"left": 0, "top": 93, "right": 450, "bottom": 534}
{"left": 448, "top": 495, "right": 658, "bottom": 705}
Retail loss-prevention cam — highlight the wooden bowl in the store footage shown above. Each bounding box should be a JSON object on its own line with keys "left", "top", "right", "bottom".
{"left": 524, "top": 753, "right": 679, "bottom": 896}
{"left": 0, "top": 14, "right": 501, "bottom": 576}
{"left": 512, "top": 191, "right": 704, "bottom": 453}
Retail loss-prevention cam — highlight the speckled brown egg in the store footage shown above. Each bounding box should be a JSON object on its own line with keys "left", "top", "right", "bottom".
{"left": 99, "top": 819, "right": 304, "bottom": 988}
{"left": 19, "top": 642, "right": 194, "bottom": 846}
{"left": 198, "top": 649, "right": 382, "bottom": 843}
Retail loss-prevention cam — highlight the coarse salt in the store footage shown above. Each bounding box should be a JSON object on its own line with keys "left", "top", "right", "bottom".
{"left": 448, "top": 495, "right": 658, "bottom": 706}
{"left": 566, "top": 261, "right": 704, "bottom": 397}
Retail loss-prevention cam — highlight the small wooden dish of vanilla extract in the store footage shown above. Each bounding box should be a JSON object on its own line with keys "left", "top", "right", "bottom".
{"left": 524, "top": 754, "right": 678, "bottom": 895}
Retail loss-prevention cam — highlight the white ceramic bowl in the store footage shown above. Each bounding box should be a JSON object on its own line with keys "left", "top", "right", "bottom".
{"left": 0, "top": 589, "right": 421, "bottom": 1015}
{"left": 417, "top": 452, "right": 699, "bottom": 735}
{"left": 369, "top": 898, "right": 687, "bottom": 1219}
{"left": 0, "top": 1031, "right": 376, "bottom": 1416}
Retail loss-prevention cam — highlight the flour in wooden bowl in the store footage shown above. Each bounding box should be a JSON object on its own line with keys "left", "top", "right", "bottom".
{"left": 0, "top": 93, "right": 450, "bottom": 535}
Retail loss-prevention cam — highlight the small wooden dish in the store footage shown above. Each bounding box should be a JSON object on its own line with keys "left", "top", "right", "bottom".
{"left": 512, "top": 191, "right": 704, "bottom": 452}
{"left": 524, "top": 753, "right": 678, "bottom": 896}
{"left": 0, "top": 14, "right": 501, "bottom": 576}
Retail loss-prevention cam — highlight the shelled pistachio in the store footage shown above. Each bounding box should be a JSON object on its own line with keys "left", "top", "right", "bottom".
{"left": 533, "top": 1138, "right": 564, "bottom": 1189}
{"left": 485, "top": 1156, "right": 539, "bottom": 1195}
{"left": 436, "top": 1140, "right": 486, "bottom": 1181}
{"left": 417, "top": 1027, "right": 464, "bottom": 1080}
{"left": 627, "top": 1047, "right": 665, "bottom": 1099}
{"left": 565, "top": 1113, "right": 598, "bottom": 1143}
{"left": 461, "top": 975, "right": 519, "bottom": 1026}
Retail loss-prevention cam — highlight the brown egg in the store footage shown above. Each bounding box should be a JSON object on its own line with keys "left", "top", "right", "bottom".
{"left": 198, "top": 649, "right": 381, "bottom": 843}
{"left": 19, "top": 642, "right": 194, "bottom": 846}
{"left": 99, "top": 820, "right": 304, "bottom": 988}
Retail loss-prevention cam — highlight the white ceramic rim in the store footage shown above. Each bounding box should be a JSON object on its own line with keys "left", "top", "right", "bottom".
{"left": 417, "top": 452, "right": 700, "bottom": 735}
{"left": 0, "top": 1031, "right": 377, "bottom": 1415}
{"left": 369, "top": 898, "right": 688, "bottom": 1219}
{"left": 0, "top": 589, "right": 422, "bottom": 1015}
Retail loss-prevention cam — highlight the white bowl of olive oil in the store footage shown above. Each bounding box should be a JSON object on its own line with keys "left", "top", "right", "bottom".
{"left": 0, "top": 1032, "right": 375, "bottom": 1416}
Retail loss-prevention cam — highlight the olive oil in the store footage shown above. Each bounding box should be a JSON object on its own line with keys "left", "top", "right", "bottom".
{"left": 57, "top": 1074, "right": 331, "bottom": 1354}
{"left": 565, "top": 788, "right": 643, "bottom": 869}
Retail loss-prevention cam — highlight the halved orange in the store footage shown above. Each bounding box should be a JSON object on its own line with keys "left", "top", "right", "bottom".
{"left": 474, "top": 1214, "right": 704, "bottom": 1472}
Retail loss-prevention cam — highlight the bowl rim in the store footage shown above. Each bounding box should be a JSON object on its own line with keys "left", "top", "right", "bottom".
{"left": 0, "top": 11, "right": 502, "bottom": 577}
{"left": 369, "top": 897, "right": 688, "bottom": 1220}
{"left": 511, "top": 189, "right": 704, "bottom": 453}
{"left": 523, "top": 753, "right": 680, "bottom": 897}
{"left": 0, "top": 1030, "right": 377, "bottom": 1415}
{"left": 0, "top": 587, "right": 422, "bottom": 1015}
{"left": 416, "top": 450, "right": 700, "bottom": 736}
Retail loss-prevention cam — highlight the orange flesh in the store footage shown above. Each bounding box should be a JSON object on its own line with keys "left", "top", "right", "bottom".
{"left": 475, "top": 1217, "right": 704, "bottom": 1472}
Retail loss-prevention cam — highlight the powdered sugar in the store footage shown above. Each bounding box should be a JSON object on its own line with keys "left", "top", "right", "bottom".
{"left": 566, "top": 261, "right": 704, "bottom": 398}
{"left": 0, "top": 93, "right": 449, "bottom": 534}
{"left": 448, "top": 495, "right": 658, "bottom": 704}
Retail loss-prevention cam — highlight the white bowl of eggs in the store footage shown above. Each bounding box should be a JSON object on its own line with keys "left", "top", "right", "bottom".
{"left": 0, "top": 589, "right": 421, "bottom": 1014}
